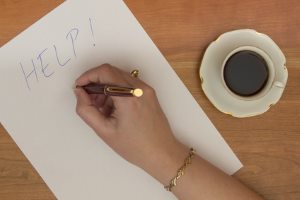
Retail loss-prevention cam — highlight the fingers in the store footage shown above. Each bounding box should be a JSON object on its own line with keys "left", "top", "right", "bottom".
{"left": 75, "top": 64, "right": 154, "bottom": 114}
{"left": 75, "top": 64, "right": 130, "bottom": 87}
{"left": 91, "top": 94, "right": 107, "bottom": 107}
{"left": 76, "top": 64, "right": 147, "bottom": 89}
{"left": 100, "top": 97, "right": 114, "bottom": 117}
{"left": 74, "top": 87, "right": 111, "bottom": 138}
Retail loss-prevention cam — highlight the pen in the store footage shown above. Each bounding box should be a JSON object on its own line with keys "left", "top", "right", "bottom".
{"left": 80, "top": 83, "right": 143, "bottom": 97}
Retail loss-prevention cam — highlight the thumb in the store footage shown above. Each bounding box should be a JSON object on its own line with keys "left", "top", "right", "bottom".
{"left": 74, "top": 87, "right": 112, "bottom": 138}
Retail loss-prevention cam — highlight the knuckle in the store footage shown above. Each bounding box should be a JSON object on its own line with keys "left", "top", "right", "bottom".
{"left": 125, "top": 97, "right": 141, "bottom": 110}
{"left": 98, "top": 64, "right": 122, "bottom": 80}
{"left": 143, "top": 85, "right": 156, "bottom": 96}
{"left": 101, "top": 63, "right": 112, "bottom": 67}
{"left": 99, "top": 64, "right": 113, "bottom": 73}
{"left": 76, "top": 106, "right": 85, "bottom": 116}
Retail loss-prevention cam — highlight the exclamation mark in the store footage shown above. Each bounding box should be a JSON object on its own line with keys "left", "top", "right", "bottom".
{"left": 89, "top": 18, "right": 96, "bottom": 47}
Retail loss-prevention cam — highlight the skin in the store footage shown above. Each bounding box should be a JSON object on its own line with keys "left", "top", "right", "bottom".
{"left": 74, "top": 64, "right": 264, "bottom": 200}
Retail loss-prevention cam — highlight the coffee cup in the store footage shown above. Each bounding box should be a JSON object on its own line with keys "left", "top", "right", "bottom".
{"left": 200, "top": 29, "right": 288, "bottom": 117}
{"left": 221, "top": 46, "right": 275, "bottom": 101}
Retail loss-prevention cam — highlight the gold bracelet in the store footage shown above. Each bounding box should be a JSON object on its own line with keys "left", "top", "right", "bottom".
{"left": 164, "top": 148, "right": 196, "bottom": 191}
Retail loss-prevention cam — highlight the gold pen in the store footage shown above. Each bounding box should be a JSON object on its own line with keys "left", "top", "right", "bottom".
{"left": 80, "top": 83, "right": 143, "bottom": 97}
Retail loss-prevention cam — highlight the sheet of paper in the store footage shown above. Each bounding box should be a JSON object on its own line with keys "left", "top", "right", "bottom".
{"left": 0, "top": 0, "right": 242, "bottom": 199}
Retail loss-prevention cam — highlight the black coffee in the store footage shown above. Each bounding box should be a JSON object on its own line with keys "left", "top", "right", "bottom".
{"left": 223, "top": 50, "right": 269, "bottom": 97}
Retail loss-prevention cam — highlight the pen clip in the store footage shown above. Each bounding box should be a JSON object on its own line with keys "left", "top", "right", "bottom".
{"left": 105, "top": 86, "right": 143, "bottom": 97}
{"left": 105, "top": 86, "right": 134, "bottom": 96}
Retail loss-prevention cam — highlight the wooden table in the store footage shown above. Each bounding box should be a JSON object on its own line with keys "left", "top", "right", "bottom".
{"left": 0, "top": 0, "right": 299, "bottom": 199}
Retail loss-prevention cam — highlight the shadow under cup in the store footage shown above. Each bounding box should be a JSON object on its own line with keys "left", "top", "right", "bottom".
{"left": 221, "top": 46, "right": 275, "bottom": 100}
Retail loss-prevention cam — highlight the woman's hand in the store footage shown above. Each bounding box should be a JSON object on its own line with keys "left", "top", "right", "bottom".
{"left": 74, "top": 64, "right": 187, "bottom": 181}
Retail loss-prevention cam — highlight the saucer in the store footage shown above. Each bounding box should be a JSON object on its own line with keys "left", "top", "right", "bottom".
{"left": 199, "top": 29, "right": 288, "bottom": 118}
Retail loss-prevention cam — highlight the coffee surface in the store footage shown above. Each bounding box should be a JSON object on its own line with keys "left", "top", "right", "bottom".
{"left": 223, "top": 50, "right": 269, "bottom": 97}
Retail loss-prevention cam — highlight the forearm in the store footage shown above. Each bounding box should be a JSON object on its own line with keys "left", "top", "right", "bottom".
{"left": 141, "top": 141, "right": 263, "bottom": 200}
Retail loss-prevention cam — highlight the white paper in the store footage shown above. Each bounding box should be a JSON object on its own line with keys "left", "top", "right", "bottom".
{"left": 0, "top": 0, "right": 242, "bottom": 199}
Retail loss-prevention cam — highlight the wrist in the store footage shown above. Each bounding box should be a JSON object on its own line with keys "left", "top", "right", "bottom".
{"left": 140, "top": 139, "right": 189, "bottom": 186}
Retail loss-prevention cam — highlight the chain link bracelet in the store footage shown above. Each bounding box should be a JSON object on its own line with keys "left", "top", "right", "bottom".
{"left": 164, "top": 148, "right": 196, "bottom": 192}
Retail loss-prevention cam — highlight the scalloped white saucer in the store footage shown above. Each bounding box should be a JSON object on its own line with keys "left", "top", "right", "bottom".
{"left": 200, "top": 29, "right": 288, "bottom": 118}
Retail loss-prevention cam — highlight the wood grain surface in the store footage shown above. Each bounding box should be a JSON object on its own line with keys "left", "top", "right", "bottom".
{"left": 0, "top": 0, "right": 299, "bottom": 199}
